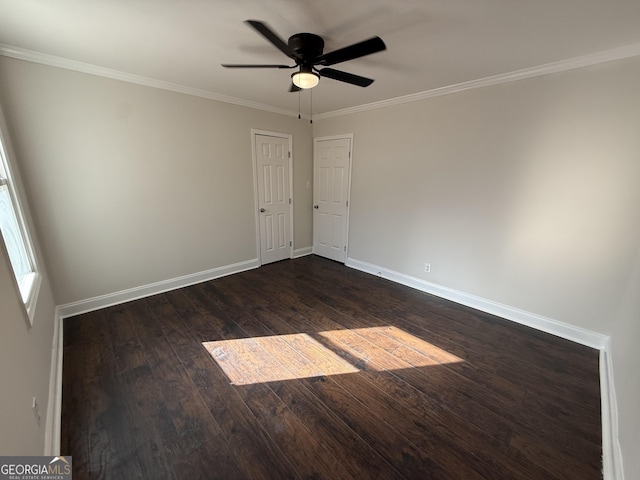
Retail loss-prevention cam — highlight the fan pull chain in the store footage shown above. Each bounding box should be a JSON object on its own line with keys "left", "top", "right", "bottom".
{"left": 310, "top": 88, "right": 313, "bottom": 124}
{"left": 298, "top": 89, "right": 301, "bottom": 120}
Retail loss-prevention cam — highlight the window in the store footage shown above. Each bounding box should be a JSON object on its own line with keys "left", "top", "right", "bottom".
{"left": 0, "top": 114, "right": 41, "bottom": 325}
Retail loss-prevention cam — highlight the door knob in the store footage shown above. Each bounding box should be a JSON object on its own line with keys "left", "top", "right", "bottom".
{"left": 313, "top": 205, "right": 319, "bottom": 209}
{"left": 260, "top": 208, "right": 266, "bottom": 213}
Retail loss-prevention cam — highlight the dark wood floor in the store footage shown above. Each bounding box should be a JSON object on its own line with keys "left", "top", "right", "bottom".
{"left": 61, "top": 255, "right": 602, "bottom": 479}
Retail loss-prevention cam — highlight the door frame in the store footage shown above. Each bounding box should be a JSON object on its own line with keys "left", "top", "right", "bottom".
{"left": 251, "top": 129, "right": 294, "bottom": 266}
{"left": 312, "top": 133, "right": 354, "bottom": 262}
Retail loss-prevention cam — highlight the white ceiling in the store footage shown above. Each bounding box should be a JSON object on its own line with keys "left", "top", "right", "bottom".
{"left": 1, "top": 0, "right": 640, "bottom": 115}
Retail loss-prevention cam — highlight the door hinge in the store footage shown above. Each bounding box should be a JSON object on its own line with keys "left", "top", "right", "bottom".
{"left": 290, "top": 241, "right": 292, "bottom": 246}
{"left": 344, "top": 246, "right": 347, "bottom": 251}
{"left": 346, "top": 200, "right": 348, "bottom": 207}
{"left": 288, "top": 151, "right": 291, "bottom": 158}
{"left": 289, "top": 198, "right": 292, "bottom": 204}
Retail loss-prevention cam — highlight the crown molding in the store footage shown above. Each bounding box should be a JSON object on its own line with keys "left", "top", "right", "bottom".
{"left": 2, "top": 42, "right": 640, "bottom": 121}
{"left": 0, "top": 43, "right": 299, "bottom": 118}
{"left": 314, "top": 42, "right": 640, "bottom": 120}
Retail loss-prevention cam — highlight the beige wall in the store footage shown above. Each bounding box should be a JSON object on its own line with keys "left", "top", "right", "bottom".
{"left": 314, "top": 57, "right": 640, "bottom": 479}
{"left": 611, "top": 242, "right": 640, "bottom": 477}
{"left": 0, "top": 104, "right": 56, "bottom": 455}
{"left": 1, "top": 51, "right": 638, "bottom": 477}
{"left": 0, "top": 57, "right": 313, "bottom": 305}
{"left": 0, "top": 242, "right": 56, "bottom": 454}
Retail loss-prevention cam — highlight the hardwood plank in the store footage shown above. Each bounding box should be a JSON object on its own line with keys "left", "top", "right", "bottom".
{"left": 245, "top": 269, "right": 602, "bottom": 454}
{"left": 84, "top": 372, "right": 142, "bottom": 480}
{"left": 62, "top": 255, "right": 602, "bottom": 480}
{"left": 310, "top": 259, "right": 600, "bottom": 398}
{"left": 164, "top": 288, "right": 301, "bottom": 480}
{"left": 119, "top": 364, "right": 180, "bottom": 479}
{"left": 221, "top": 279, "right": 562, "bottom": 479}
{"left": 196, "top": 282, "right": 406, "bottom": 479}
{"left": 60, "top": 345, "right": 90, "bottom": 476}
{"left": 139, "top": 331, "right": 220, "bottom": 454}
{"left": 198, "top": 277, "right": 547, "bottom": 479}
{"left": 235, "top": 382, "right": 356, "bottom": 480}
{"left": 299, "top": 374, "right": 456, "bottom": 479}
{"left": 267, "top": 378, "right": 405, "bottom": 480}
{"left": 224, "top": 278, "right": 516, "bottom": 444}
{"left": 170, "top": 435, "right": 246, "bottom": 480}
{"left": 232, "top": 258, "right": 602, "bottom": 472}
{"left": 104, "top": 305, "right": 147, "bottom": 374}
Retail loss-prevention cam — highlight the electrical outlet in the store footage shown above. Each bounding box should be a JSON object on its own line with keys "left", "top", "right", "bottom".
{"left": 424, "top": 262, "right": 431, "bottom": 274}
{"left": 32, "top": 396, "right": 41, "bottom": 427}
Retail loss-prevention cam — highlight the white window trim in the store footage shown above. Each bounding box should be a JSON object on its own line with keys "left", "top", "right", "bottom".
{"left": 0, "top": 107, "right": 42, "bottom": 327}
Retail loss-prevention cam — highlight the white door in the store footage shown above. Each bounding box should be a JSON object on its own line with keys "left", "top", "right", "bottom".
{"left": 255, "top": 133, "right": 292, "bottom": 265}
{"left": 313, "top": 136, "right": 352, "bottom": 263}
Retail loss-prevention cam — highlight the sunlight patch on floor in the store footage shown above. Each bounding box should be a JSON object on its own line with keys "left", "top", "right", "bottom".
{"left": 203, "top": 333, "right": 358, "bottom": 385}
{"left": 317, "top": 326, "right": 464, "bottom": 369}
{"left": 203, "top": 326, "right": 463, "bottom": 386}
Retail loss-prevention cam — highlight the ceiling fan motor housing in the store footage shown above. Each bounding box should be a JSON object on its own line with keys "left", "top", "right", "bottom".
{"left": 222, "top": 21, "right": 384, "bottom": 89}
{"left": 288, "top": 33, "right": 324, "bottom": 62}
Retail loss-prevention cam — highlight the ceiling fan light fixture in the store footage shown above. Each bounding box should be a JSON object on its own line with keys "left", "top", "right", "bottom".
{"left": 222, "top": 21, "right": 385, "bottom": 92}
{"left": 291, "top": 70, "right": 319, "bottom": 89}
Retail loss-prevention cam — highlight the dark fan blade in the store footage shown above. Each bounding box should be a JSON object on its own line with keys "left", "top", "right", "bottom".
{"left": 245, "top": 20, "right": 296, "bottom": 59}
{"left": 288, "top": 83, "right": 301, "bottom": 93}
{"left": 317, "top": 36, "right": 386, "bottom": 66}
{"left": 221, "top": 64, "right": 293, "bottom": 68}
{"left": 319, "top": 68, "right": 374, "bottom": 87}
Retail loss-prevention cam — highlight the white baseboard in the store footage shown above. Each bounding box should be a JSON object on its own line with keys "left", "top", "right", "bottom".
{"left": 44, "top": 307, "right": 63, "bottom": 456}
{"left": 600, "top": 342, "right": 625, "bottom": 480}
{"left": 44, "top": 258, "right": 260, "bottom": 456}
{"left": 346, "top": 256, "right": 621, "bottom": 477}
{"left": 294, "top": 247, "right": 313, "bottom": 258}
{"left": 49, "top": 254, "right": 622, "bottom": 477}
{"left": 46, "top": 258, "right": 260, "bottom": 454}
{"left": 346, "top": 257, "right": 608, "bottom": 349}
{"left": 57, "top": 258, "right": 260, "bottom": 319}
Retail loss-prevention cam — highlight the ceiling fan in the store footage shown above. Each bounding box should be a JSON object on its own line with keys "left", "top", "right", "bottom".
{"left": 222, "top": 20, "right": 386, "bottom": 92}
